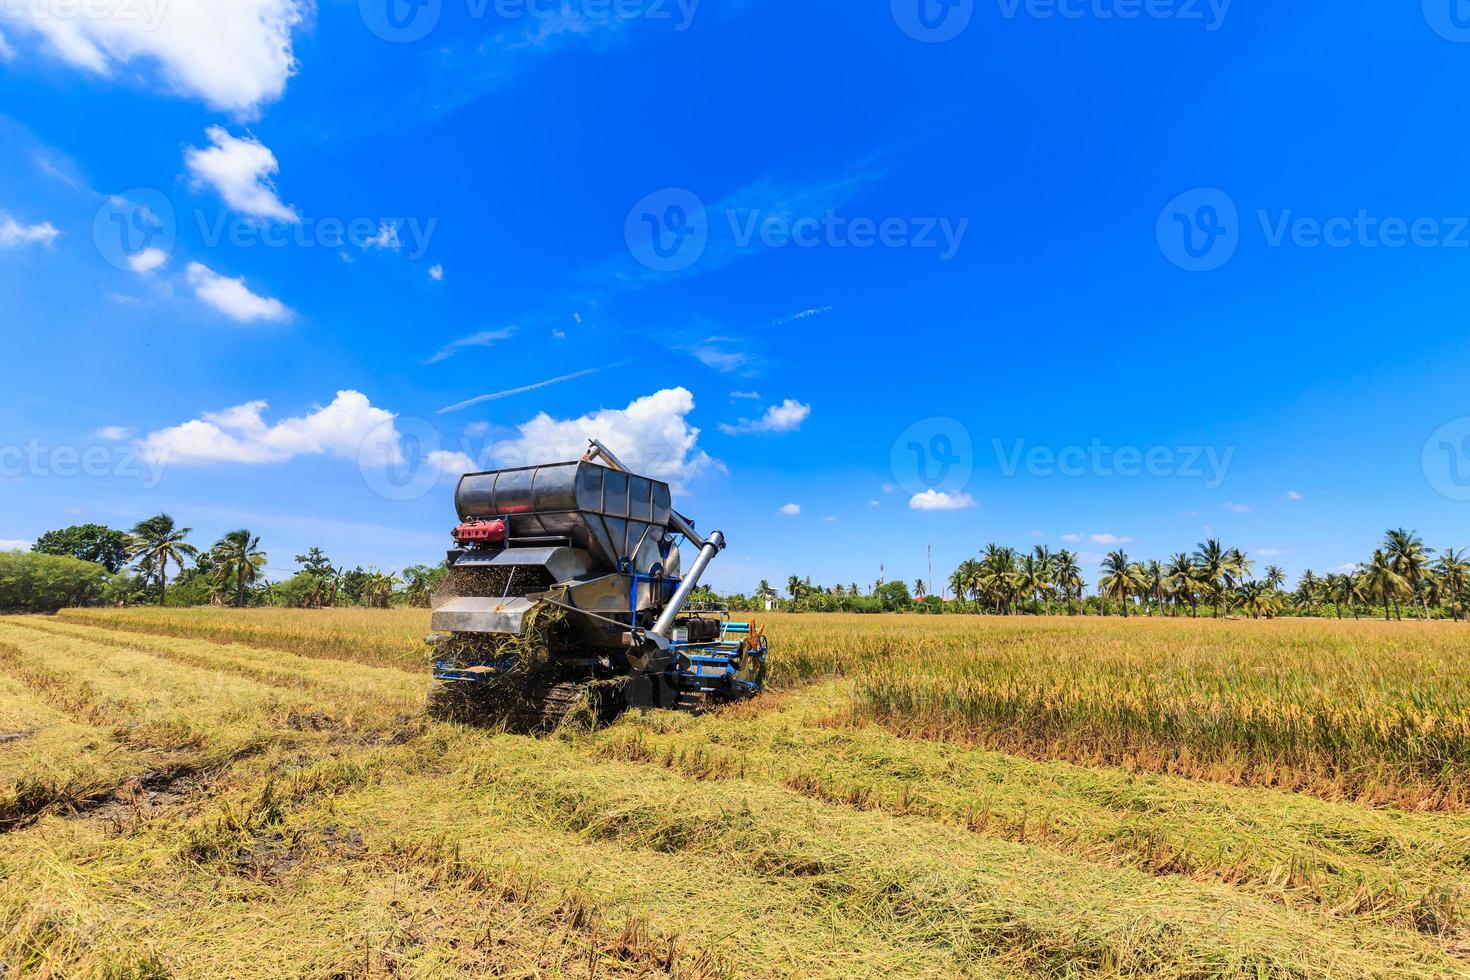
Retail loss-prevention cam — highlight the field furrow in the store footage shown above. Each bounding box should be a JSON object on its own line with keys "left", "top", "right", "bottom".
{"left": 587, "top": 684, "right": 1470, "bottom": 938}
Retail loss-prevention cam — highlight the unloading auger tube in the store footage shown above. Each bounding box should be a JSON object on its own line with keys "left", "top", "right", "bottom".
{"left": 424, "top": 438, "right": 769, "bottom": 729}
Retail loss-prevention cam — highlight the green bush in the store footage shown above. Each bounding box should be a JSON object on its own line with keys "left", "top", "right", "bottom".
{"left": 0, "top": 552, "right": 110, "bottom": 612}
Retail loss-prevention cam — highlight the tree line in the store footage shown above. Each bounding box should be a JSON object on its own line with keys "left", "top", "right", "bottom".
{"left": 19, "top": 516, "right": 446, "bottom": 611}
{"left": 937, "top": 529, "right": 1465, "bottom": 621}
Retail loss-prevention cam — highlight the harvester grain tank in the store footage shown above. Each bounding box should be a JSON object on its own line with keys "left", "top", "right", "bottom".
{"left": 426, "top": 440, "right": 768, "bottom": 727}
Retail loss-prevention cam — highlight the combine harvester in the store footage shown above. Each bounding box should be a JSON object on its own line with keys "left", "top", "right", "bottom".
{"left": 426, "top": 440, "right": 768, "bottom": 729}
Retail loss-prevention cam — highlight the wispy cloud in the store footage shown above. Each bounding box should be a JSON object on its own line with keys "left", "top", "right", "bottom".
{"left": 437, "top": 363, "right": 625, "bottom": 414}
{"left": 426, "top": 328, "right": 515, "bottom": 365}
{"left": 1223, "top": 501, "right": 1252, "bottom": 514}
{"left": 779, "top": 503, "right": 801, "bottom": 516}
{"left": 1090, "top": 533, "right": 1133, "bottom": 545}
{"left": 771, "top": 305, "right": 833, "bottom": 326}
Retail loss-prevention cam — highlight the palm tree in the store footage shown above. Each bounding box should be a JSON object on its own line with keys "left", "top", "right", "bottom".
{"left": 1361, "top": 549, "right": 1408, "bottom": 621}
{"left": 1054, "top": 550, "right": 1084, "bottom": 615}
{"left": 786, "top": 575, "right": 805, "bottom": 607}
{"left": 1384, "top": 528, "right": 1434, "bottom": 620}
{"left": 1295, "top": 570, "right": 1321, "bottom": 615}
{"left": 1017, "top": 552, "right": 1050, "bottom": 614}
{"left": 1165, "top": 553, "right": 1202, "bottom": 617}
{"left": 1192, "top": 539, "right": 1227, "bottom": 617}
{"left": 1434, "top": 548, "right": 1468, "bottom": 621}
{"left": 1264, "top": 565, "right": 1286, "bottom": 592}
{"left": 1140, "top": 560, "right": 1165, "bottom": 616}
{"left": 128, "top": 514, "right": 199, "bottom": 606}
{"left": 914, "top": 579, "right": 927, "bottom": 600}
{"left": 1098, "top": 550, "right": 1139, "bottom": 617}
{"left": 211, "top": 529, "right": 267, "bottom": 608}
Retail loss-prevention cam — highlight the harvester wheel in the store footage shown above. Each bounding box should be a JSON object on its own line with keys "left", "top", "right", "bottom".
{"left": 539, "top": 679, "right": 628, "bottom": 732}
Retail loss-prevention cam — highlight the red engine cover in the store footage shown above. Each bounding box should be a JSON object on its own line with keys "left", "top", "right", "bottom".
{"left": 452, "top": 519, "right": 507, "bottom": 544}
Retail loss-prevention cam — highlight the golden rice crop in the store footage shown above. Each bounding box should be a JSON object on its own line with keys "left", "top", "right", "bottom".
{"left": 5, "top": 610, "right": 1470, "bottom": 975}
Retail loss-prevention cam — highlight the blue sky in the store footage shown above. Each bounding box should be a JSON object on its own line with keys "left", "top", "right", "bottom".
{"left": 2, "top": 0, "right": 1470, "bottom": 593}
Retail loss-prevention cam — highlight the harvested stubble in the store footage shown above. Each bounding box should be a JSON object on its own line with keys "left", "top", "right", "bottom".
{"left": 12, "top": 608, "right": 1470, "bottom": 976}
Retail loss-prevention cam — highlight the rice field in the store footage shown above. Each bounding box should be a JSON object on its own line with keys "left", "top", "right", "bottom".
{"left": 3, "top": 610, "right": 1469, "bottom": 977}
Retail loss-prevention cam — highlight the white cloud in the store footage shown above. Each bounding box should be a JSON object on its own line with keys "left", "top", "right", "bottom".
{"left": 718, "top": 399, "right": 811, "bottom": 436}
{"left": 488, "top": 387, "right": 717, "bottom": 492}
{"left": 1028, "top": 530, "right": 1044, "bottom": 538}
{"left": 0, "top": 213, "right": 60, "bottom": 248}
{"left": 127, "top": 246, "right": 167, "bottom": 274}
{"left": 1060, "top": 533, "right": 1083, "bottom": 543}
{"left": 0, "top": 539, "right": 31, "bottom": 552}
{"left": 95, "top": 426, "right": 135, "bottom": 440}
{"left": 426, "top": 328, "right": 515, "bottom": 365}
{"left": 1285, "top": 490, "right": 1303, "bottom": 501}
{"left": 1255, "top": 548, "right": 1288, "bottom": 557}
{"left": 185, "top": 127, "right": 296, "bottom": 222}
{"left": 822, "top": 516, "right": 838, "bottom": 523}
{"left": 687, "top": 341, "right": 748, "bottom": 374}
{"left": 138, "top": 390, "right": 401, "bottom": 467}
{"left": 881, "top": 483, "right": 897, "bottom": 494}
{"left": 779, "top": 503, "right": 801, "bottom": 516}
{"left": 909, "top": 490, "right": 977, "bottom": 511}
{"left": 0, "top": 0, "right": 307, "bottom": 116}
{"left": 186, "top": 261, "right": 291, "bottom": 323}
{"left": 729, "top": 390, "right": 761, "bottom": 400}
{"left": 1090, "top": 533, "right": 1133, "bottom": 545}
{"left": 1333, "top": 562, "right": 1360, "bottom": 574}
{"left": 427, "top": 449, "right": 477, "bottom": 475}
{"left": 0, "top": 28, "right": 13, "bottom": 61}
{"left": 868, "top": 499, "right": 880, "bottom": 507}
{"left": 428, "top": 264, "right": 444, "bottom": 281}
{"left": 360, "top": 221, "right": 401, "bottom": 251}
{"left": 1223, "top": 501, "right": 1252, "bottom": 514}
